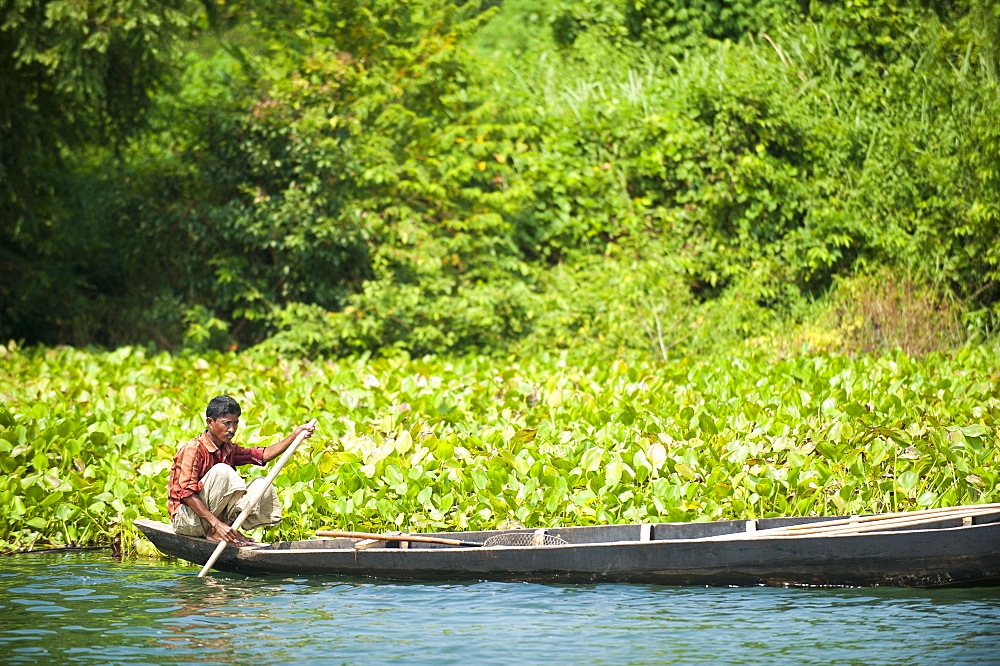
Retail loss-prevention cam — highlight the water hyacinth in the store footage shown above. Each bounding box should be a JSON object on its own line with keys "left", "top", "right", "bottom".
{"left": 1, "top": 342, "right": 998, "bottom": 554}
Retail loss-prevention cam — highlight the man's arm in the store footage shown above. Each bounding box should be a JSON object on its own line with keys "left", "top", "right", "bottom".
{"left": 262, "top": 421, "right": 317, "bottom": 462}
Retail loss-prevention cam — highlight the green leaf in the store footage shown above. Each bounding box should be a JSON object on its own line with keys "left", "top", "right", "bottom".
{"left": 896, "top": 471, "right": 919, "bottom": 490}
{"left": 510, "top": 429, "right": 537, "bottom": 446}
{"left": 434, "top": 439, "right": 455, "bottom": 461}
{"left": 394, "top": 431, "right": 414, "bottom": 454}
{"left": 916, "top": 491, "right": 938, "bottom": 507}
{"left": 845, "top": 402, "right": 867, "bottom": 418}
{"left": 675, "top": 463, "right": 697, "bottom": 481}
{"left": 417, "top": 486, "right": 433, "bottom": 505}
{"left": 957, "top": 425, "right": 989, "bottom": 438}
{"left": 605, "top": 460, "right": 623, "bottom": 486}
{"left": 581, "top": 446, "right": 604, "bottom": 473}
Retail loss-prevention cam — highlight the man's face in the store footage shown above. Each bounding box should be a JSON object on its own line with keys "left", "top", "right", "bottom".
{"left": 206, "top": 413, "right": 239, "bottom": 445}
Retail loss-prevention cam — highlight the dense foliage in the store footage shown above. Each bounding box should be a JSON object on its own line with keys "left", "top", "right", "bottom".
{"left": 1, "top": 342, "right": 997, "bottom": 553}
{"left": 3, "top": 1, "right": 999, "bottom": 556}
{"left": 2, "top": 0, "right": 999, "bottom": 356}
{"left": 0, "top": 0, "right": 202, "bottom": 342}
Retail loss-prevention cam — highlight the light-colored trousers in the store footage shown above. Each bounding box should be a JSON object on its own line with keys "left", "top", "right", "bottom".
{"left": 171, "top": 463, "right": 282, "bottom": 537}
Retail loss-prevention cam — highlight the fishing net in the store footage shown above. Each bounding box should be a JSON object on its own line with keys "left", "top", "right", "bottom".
{"left": 481, "top": 532, "right": 568, "bottom": 547}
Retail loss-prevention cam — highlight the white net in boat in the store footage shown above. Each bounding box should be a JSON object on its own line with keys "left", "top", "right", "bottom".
{"left": 481, "top": 532, "right": 568, "bottom": 547}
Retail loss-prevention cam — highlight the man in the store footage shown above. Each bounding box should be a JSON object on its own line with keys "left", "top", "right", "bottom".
{"left": 167, "top": 395, "right": 316, "bottom": 546}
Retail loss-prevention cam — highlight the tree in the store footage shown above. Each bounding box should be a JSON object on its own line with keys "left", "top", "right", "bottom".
{"left": 0, "top": 0, "right": 200, "bottom": 341}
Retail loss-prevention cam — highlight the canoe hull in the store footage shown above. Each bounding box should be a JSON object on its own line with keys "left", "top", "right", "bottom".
{"left": 134, "top": 514, "right": 1000, "bottom": 588}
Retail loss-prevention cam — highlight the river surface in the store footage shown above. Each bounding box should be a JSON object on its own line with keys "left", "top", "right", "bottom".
{"left": 1, "top": 552, "right": 998, "bottom": 664}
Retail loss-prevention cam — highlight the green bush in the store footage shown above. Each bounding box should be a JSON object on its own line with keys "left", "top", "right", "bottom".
{"left": 4, "top": 0, "right": 1000, "bottom": 359}
{"left": 625, "top": 0, "right": 808, "bottom": 45}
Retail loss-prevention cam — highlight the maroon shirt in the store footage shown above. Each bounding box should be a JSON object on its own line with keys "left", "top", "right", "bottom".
{"left": 167, "top": 432, "right": 265, "bottom": 517}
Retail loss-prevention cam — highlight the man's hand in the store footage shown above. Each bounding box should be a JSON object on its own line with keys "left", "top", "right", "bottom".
{"left": 206, "top": 518, "right": 255, "bottom": 547}
{"left": 294, "top": 421, "right": 317, "bottom": 440}
{"left": 262, "top": 420, "right": 318, "bottom": 462}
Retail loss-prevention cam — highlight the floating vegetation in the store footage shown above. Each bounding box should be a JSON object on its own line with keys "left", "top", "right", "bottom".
{"left": 1, "top": 343, "right": 997, "bottom": 554}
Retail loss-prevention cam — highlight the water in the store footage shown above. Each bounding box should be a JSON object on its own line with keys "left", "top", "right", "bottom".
{"left": 1, "top": 552, "right": 998, "bottom": 664}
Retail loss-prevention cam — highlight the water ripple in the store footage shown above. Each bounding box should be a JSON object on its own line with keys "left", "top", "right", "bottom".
{"left": 0, "top": 552, "right": 997, "bottom": 664}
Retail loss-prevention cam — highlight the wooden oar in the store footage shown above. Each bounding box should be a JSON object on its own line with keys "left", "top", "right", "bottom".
{"left": 316, "top": 529, "right": 484, "bottom": 547}
{"left": 703, "top": 503, "right": 1000, "bottom": 541}
{"left": 198, "top": 419, "right": 317, "bottom": 577}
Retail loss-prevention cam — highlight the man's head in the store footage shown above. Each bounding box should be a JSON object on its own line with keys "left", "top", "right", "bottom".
{"left": 206, "top": 395, "right": 241, "bottom": 419}
{"left": 205, "top": 395, "right": 241, "bottom": 445}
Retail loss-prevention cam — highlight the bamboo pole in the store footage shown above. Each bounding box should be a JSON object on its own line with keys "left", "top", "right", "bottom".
{"left": 703, "top": 503, "right": 1000, "bottom": 541}
{"left": 778, "top": 505, "right": 1000, "bottom": 537}
{"left": 763, "top": 503, "right": 1000, "bottom": 534}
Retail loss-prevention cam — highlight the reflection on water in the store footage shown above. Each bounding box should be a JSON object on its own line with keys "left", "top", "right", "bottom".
{"left": 0, "top": 552, "right": 998, "bottom": 664}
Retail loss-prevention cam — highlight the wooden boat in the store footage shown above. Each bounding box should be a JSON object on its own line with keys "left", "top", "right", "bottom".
{"left": 135, "top": 504, "right": 1000, "bottom": 588}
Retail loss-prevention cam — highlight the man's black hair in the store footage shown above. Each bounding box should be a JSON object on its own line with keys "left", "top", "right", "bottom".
{"left": 206, "top": 395, "right": 241, "bottom": 419}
